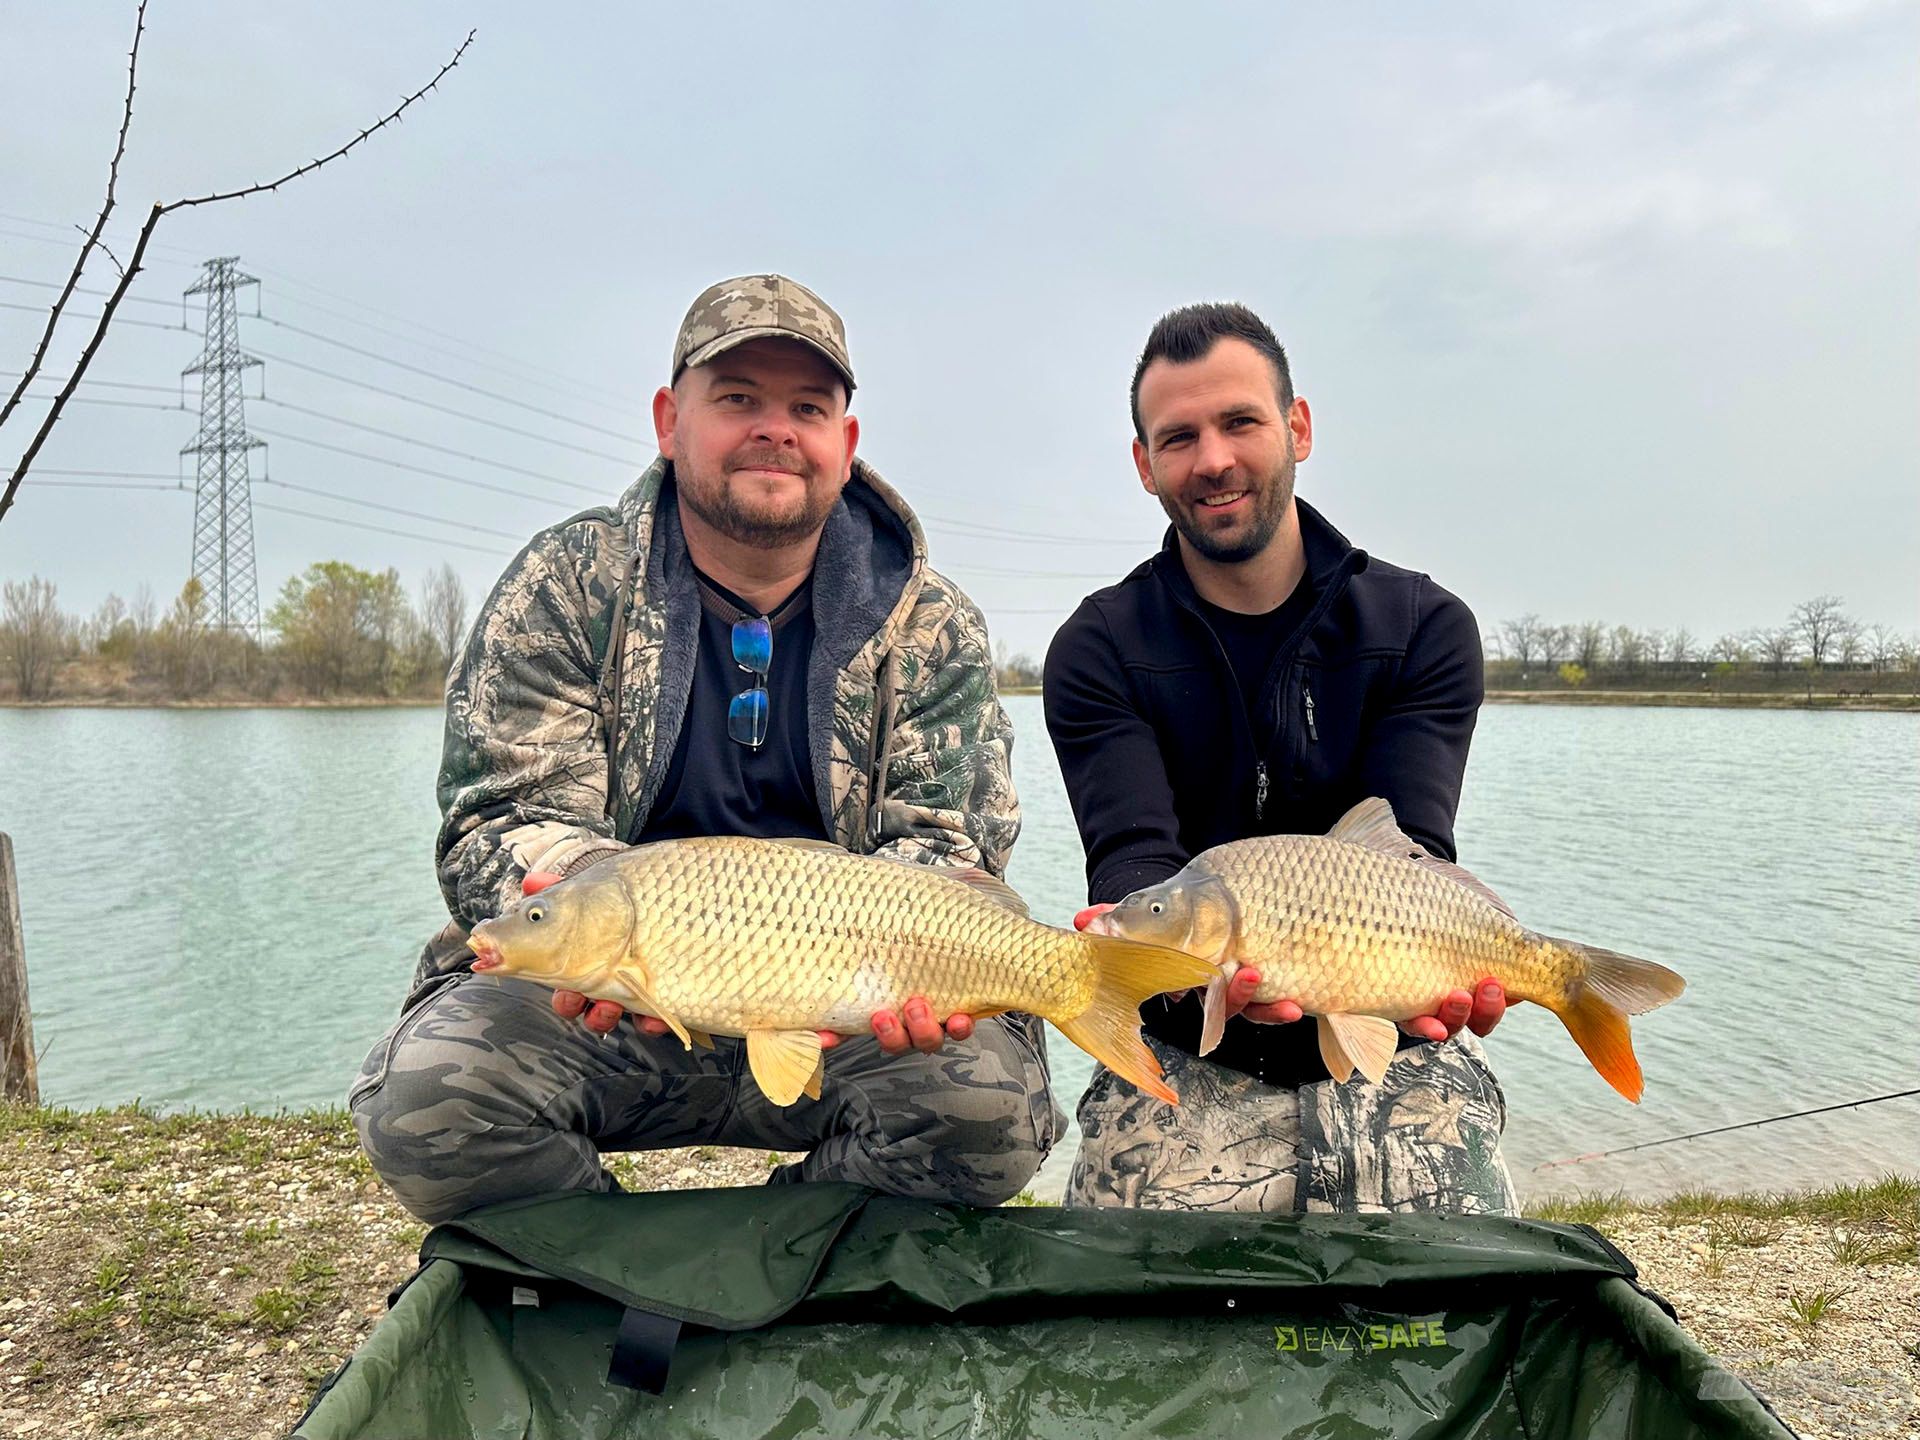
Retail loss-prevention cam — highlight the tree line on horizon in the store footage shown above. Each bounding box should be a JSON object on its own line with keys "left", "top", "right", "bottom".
{"left": 1485, "top": 596, "right": 1918, "bottom": 692}
{"left": 0, "top": 563, "right": 470, "bottom": 703}
{"left": 3, "top": 573, "right": 1914, "bottom": 703}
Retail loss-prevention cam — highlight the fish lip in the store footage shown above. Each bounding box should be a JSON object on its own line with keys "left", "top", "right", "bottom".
{"left": 467, "top": 930, "right": 503, "bottom": 971}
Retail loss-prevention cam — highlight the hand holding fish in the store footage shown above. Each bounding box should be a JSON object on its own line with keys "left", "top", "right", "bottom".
{"left": 1075, "top": 901, "right": 1507, "bottom": 1042}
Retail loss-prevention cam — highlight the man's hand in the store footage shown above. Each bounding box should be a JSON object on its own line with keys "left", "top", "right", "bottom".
{"left": 1071, "top": 901, "right": 1507, "bottom": 1038}
{"left": 1398, "top": 981, "right": 1507, "bottom": 1043}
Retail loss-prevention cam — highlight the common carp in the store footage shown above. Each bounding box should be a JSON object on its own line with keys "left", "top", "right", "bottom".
{"left": 1089, "top": 798, "right": 1686, "bottom": 1102}
{"left": 467, "top": 835, "right": 1218, "bottom": 1108}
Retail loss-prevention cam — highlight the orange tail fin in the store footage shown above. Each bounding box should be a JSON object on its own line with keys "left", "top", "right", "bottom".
{"left": 1053, "top": 935, "right": 1218, "bottom": 1105}
{"left": 1541, "top": 938, "right": 1687, "bottom": 1104}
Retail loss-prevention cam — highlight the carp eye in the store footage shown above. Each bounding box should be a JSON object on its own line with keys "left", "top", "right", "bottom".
{"left": 1150, "top": 902, "right": 1165, "bottom": 915}
{"left": 527, "top": 906, "right": 546, "bottom": 923}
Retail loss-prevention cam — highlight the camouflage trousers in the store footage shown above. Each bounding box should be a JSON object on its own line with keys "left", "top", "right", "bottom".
{"left": 1066, "top": 1032, "right": 1516, "bottom": 1214}
{"left": 350, "top": 974, "right": 1061, "bottom": 1224}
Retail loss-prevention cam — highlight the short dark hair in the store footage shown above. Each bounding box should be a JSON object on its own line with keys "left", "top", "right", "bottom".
{"left": 1129, "top": 302, "right": 1293, "bottom": 443}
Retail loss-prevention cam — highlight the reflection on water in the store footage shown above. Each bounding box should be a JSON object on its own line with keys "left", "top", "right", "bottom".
{"left": 3, "top": 700, "right": 1914, "bottom": 1200}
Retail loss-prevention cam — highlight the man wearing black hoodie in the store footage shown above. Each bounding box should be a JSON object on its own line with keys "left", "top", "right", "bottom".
{"left": 1043, "top": 303, "right": 1515, "bottom": 1214}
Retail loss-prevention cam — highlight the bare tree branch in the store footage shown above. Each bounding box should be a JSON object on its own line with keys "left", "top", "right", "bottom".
{"left": 0, "top": 25, "right": 477, "bottom": 526}
{"left": 0, "top": 0, "right": 147, "bottom": 434}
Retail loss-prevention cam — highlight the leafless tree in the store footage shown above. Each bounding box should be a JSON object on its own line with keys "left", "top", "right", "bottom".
{"left": 1607, "top": 625, "right": 1645, "bottom": 671}
{"left": 1537, "top": 624, "right": 1573, "bottom": 666}
{"left": 1834, "top": 617, "right": 1865, "bottom": 669}
{"left": 0, "top": 12, "right": 475, "bottom": 523}
{"left": 1644, "top": 629, "right": 1669, "bottom": 666}
{"left": 1708, "top": 633, "right": 1748, "bottom": 665}
{"left": 1572, "top": 622, "right": 1606, "bottom": 671}
{"left": 1751, "top": 626, "right": 1797, "bottom": 672}
{"left": 1499, "top": 615, "right": 1543, "bottom": 668}
{"left": 88, "top": 592, "right": 128, "bottom": 651}
{"left": 419, "top": 563, "right": 470, "bottom": 675}
{"left": 1865, "top": 624, "right": 1900, "bottom": 673}
{"left": 0, "top": 577, "right": 69, "bottom": 699}
{"left": 1668, "top": 627, "right": 1696, "bottom": 666}
{"left": 1787, "top": 595, "right": 1850, "bottom": 669}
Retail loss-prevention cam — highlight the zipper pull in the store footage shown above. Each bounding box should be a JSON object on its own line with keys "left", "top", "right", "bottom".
{"left": 1303, "top": 685, "right": 1319, "bottom": 743}
{"left": 1255, "top": 760, "right": 1270, "bottom": 821}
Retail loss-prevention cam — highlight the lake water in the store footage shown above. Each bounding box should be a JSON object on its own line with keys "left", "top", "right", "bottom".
{"left": 1, "top": 700, "right": 1914, "bottom": 1202}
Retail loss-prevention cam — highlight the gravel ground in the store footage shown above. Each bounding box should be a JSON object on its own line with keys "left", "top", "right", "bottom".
{"left": 1, "top": 1105, "right": 1911, "bottom": 1439}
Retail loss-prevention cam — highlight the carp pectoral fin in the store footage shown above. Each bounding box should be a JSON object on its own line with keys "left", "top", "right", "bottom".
{"left": 688, "top": 1028, "right": 715, "bottom": 1051}
{"left": 802, "top": 1050, "right": 825, "bottom": 1102}
{"left": 612, "top": 965, "right": 692, "bottom": 1051}
{"left": 746, "top": 1029, "right": 825, "bottom": 1107}
{"left": 1199, "top": 974, "right": 1231, "bottom": 1056}
{"left": 1329, "top": 798, "right": 1517, "bottom": 918}
{"left": 1318, "top": 1013, "right": 1399, "bottom": 1085}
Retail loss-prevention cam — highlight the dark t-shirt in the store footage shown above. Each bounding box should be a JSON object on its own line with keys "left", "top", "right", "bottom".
{"left": 1192, "top": 579, "right": 1317, "bottom": 723}
{"left": 636, "top": 570, "right": 829, "bottom": 844}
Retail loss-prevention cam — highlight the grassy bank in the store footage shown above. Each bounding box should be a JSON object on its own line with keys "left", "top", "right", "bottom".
{"left": 0, "top": 1104, "right": 1912, "bottom": 1439}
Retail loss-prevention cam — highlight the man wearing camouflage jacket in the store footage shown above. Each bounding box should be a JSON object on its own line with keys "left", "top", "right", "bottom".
{"left": 351, "top": 276, "right": 1058, "bottom": 1225}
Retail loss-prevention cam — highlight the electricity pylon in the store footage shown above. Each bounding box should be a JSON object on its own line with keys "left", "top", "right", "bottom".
{"left": 181, "top": 257, "right": 266, "bottom": 635}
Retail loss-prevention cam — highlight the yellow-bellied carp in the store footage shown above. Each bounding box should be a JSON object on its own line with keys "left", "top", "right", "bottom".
{"left": 468, "top": 835, "right": 1217, "bottom": 1108}
{"left": 1089, "top": 798, "right": 1686, "bottom": 1102}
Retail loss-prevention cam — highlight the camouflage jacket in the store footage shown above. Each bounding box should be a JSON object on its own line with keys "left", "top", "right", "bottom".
{"left": 422, "top": 457, "right": 1020, "bottom": 978}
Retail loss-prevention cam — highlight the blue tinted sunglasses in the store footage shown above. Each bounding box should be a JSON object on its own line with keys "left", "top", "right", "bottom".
{"left": 728, "top": 615, "right": 773, "bottom": 749}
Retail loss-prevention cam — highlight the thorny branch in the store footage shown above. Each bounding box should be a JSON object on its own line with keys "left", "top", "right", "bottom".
{"left": 0, "top": 0, "right": 147, "bottom": 436}
{"left": 0, "top": 24, "right": 477, "bottom": 526}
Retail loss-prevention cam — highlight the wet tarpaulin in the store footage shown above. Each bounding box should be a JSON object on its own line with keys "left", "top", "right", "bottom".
{"left": 294, "top": 1184, "right": 1797, "bottom": 1439}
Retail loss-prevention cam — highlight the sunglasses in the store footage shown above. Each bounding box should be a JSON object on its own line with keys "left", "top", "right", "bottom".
{"left": 728, "top": 615, "right": 773, "bottom": 749}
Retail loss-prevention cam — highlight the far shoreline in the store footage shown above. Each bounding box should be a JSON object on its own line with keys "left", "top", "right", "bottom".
{"left": 3, "top": 689, "right": 1917, "bottom": 712}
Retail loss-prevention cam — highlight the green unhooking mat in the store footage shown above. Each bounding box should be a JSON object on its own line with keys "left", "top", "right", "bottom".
{"left": 293, "top": 1185, "right": 1797, "bottom": 1439}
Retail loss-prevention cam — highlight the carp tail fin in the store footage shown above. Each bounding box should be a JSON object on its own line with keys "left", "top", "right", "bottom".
{"left": 1056, "top": 936, "right": 1218, "bottom": 1106}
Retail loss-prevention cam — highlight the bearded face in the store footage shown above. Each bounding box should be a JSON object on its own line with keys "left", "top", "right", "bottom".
{"left": 657, "top": 337, "right": 856, "bottom": 551}
{"left": 1132, "top": 336, "right": 1309, "bottom": 570}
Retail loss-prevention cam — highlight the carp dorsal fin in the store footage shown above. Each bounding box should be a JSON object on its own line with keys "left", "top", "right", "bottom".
{"left": 1326, "top": 798, "right": 1516, "bottom": 919}
{"left": 1318, "top": 1012, "right": 1400, "bottom": 1084}
{"left": 746, "top": 1029, "right": 825, "bottom": 1108}
{"left": 938, "top": 866, "right": 1032, "bottom": 916}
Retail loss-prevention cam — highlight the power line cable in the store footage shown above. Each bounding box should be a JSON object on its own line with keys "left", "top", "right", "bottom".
{"left": 920, "top": 513, "right": 1149, "bottom": 547}
{"left": 250, "top": 396, "right": 614, "bottom": 494}
{"left": 0, "top": 271, "right": 193, "bottom": 311}
{"left": 0, "top": 297, "right": 195, "bottom": 335}
{"left": 251, "top": 424, "right": 592, "bottom": 507}
{"left": 244, "top": 260, "right": 637, "bottom": 408}
{"left": 5, "top": 211, "right": 636, "bottom": 409}
{"left": 0, "top": 210, "right": 209, "bottom": 263}
{"left": 250, "top": 497, "right": 511, "bottom": 556}
{"left": 26, "top": 479, "right": 181, "bottom": 492}
{"left": 247, "top": 342, "right": 643, "bottom": 460}
{"left": 248, "top": 307, "right": 638, "bottom": 419}
{"left": 258, "top": 476, "right": 528, "bottom": 541}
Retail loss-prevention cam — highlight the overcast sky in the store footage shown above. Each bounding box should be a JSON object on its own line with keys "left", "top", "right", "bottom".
{"left": 2, "top": 1, "right": 1914, "bottom": 662}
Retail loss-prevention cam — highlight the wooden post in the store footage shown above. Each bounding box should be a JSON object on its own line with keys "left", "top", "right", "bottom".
{"left": 0, "top": 832, "right": 37, "bottom": 1105}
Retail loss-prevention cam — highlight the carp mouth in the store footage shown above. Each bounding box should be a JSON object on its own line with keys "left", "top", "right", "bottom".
{"left": 467, "top": 929, "right": 504, "bottom": 972}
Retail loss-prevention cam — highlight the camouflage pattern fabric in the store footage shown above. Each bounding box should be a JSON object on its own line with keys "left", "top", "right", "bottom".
{"left": 671, "top": 273, "right": 855, "bottom": 391}
{"left": 427, "top": 457, "right": 1020, "bottom": 969}
{"left": 358, "top": 456, "right": 1038, "bottom": 1220}
{"left": 351, "top": 975, "right": 1056, "bottom": 1224}
{"left": 1064, "top": 1033, "right": 1516, "bottom": 1214}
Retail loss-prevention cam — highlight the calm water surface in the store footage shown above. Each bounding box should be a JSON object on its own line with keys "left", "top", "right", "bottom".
{"left": 1, "top": 700, "right": 1913, "bottom": 1201}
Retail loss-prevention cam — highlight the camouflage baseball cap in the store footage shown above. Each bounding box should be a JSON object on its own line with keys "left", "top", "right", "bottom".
{"left": 671, "top": 274, "right": 855, "bottom": 393}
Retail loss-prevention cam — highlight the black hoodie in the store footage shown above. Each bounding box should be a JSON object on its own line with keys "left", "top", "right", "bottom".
{"left": 1043, "top": 498, "right": 1483, "bottom": 1089}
